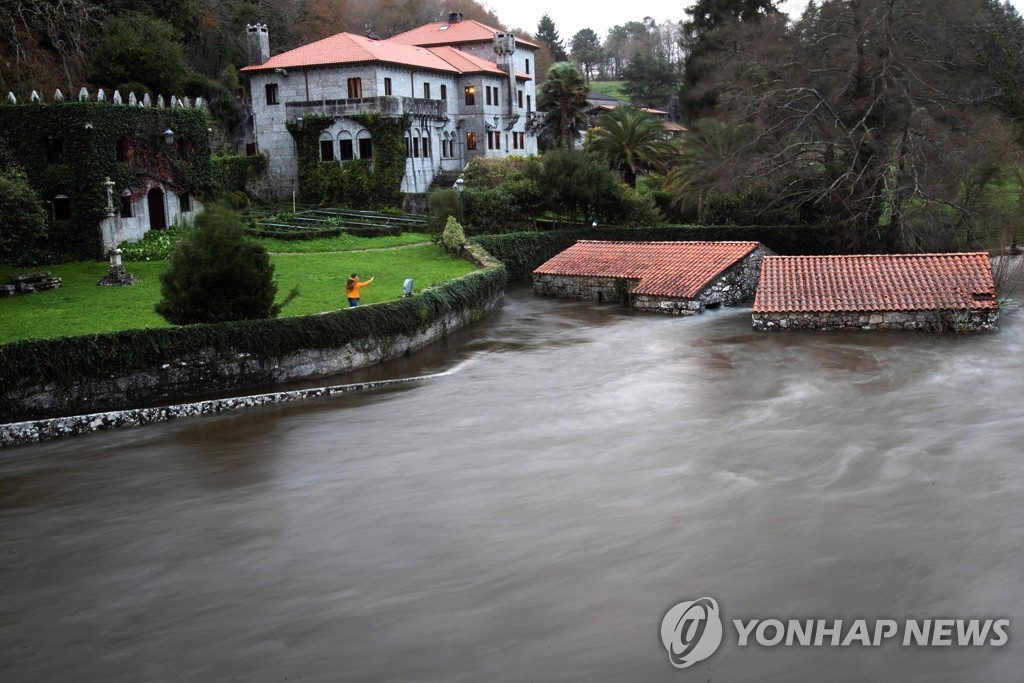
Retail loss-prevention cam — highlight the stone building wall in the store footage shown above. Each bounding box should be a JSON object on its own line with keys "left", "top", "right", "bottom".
{"left": 532, "top": 275, "right": 638, "bottom": 304}
{"left": 752, "top": 309, "right": 999, "bottom": 332}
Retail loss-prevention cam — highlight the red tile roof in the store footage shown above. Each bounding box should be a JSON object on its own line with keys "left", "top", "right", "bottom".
{"left": 427, "top": 46, "right": 531, "bottom": 79}
{"left": 389, "top": 19, "right": 540, "bottom": 49}
{"left": 241, "top": 32, "right": 460, "bottom": 73}
{"left": 534, "top": 241, "right": 760, "bottom": 298}
{"left": 753, "top": 253, "right": 998, "bottom": 313}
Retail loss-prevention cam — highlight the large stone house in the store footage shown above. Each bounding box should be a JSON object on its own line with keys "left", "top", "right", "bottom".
{"left": 752, "top": 253, "right": 999, "bottom": 332}
{"left": 241, "top": 13, "right": 540, "bottom": 200}
{"left": 533, "top": 240, "right": 771, "bottom": 315}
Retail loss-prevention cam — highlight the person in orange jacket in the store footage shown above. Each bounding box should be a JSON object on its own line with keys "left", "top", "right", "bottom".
{"left": 345, "top": 273, "right": 374, "bottom": 307}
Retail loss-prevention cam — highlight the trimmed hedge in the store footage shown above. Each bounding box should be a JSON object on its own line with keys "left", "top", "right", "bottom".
{"left": 474, "top": 225, "right": 831, "bottom": 280}
{"left": 0, "top": 264, "right": 507, "bottom": 421}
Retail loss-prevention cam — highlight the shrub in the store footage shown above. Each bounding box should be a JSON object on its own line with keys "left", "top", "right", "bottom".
{"left": 608, "top": 185, "right": 663, "bottom": 227}
{"left": 155, "top": 206, "right": 295, "bottom": 324}
{"left": 440, "top": 217, "right": 467, "bottom": 254}
{"left": 0, "top": 168, "right": 48, "bottom": 265}
{"left": 427, "top": 188, "right": 461, "bottom": 236}
{"left": 120, "top": 227, "right": 188, "bottom": 261}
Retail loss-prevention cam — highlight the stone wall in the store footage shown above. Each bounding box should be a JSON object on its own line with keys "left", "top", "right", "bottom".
{"left": 532, "top": 274, "right": 636, "bottom": 304}
{"left": 752, "top": 309, "right": 999, "bottom": 332}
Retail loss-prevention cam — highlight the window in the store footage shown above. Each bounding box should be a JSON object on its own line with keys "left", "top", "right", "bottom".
{"left": 47, "top": 137, "right": 63, "bottom": 163}
{"left": 116, "top": 138, "right": 130, "bottom": 162}
{"left": 517, "top": 132, "right": 525, "bottom": 149}
{"left": 384, "top": 77, "right": 392, "bottom": 96}
{"left": 423, "top": 83, "right": 431, "bottom": 99}
{"left": 120, "top": 194, "right": 133, "bottom": 218}
{"left": 339, "top": 136, "right": 354, "bottom": 160}
{"left": 466, "top": 132, "right": 477, "bottom": 150}
{"left": 525, "top": 59, "right": 530, "bottom": 74}
{"left": 53, "top": 195, "right": 71, "bottom": 220}
{"left": 265, "top": 83, "right": 279, "bottom": 105}
{"left": 320, "top": 139, "right": 335, "bottom": 161}
{"left": 518, "top": 90, "right": 523, "bottom": 109}
{"left": 358, "top": 137, "right": 372, "bottom": 159}
{"left": 442, "top": 139, "right": 449, "bottom": 157}
{"left": 422, "top": 136, "right": 430, "bottom": 157}
{"left": 464, "top": 85, "right": 475, "bottom": 106}
{"left": 440, "top": 84, "right": 447, "bottom": 100}
{"left": 485, "top": 87, "right": 492, "bottom": 106}
{"left": 347, "top": 77, "right": 362, "bottom": 99}
{"left": 527, "top": 95, "right": 531, "bottom": 113}
{"left": 413, "top": 137, "right": 420, "bottom": 158}
{"left": 179, "top": 192, "right": 193, "bottom": 212}
{"left": 492, "top": 87, "right": 499, "bottom": 107}
{"left": 487, "top": 131, "right": 500, "bottom": 150}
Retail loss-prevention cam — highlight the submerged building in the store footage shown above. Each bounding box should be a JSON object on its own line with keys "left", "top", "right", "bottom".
{"left": 532, "top": 240, "right": 771, "bottom": 315}
{"left": 752, "top": 253, "right": 999, "bottom": 332}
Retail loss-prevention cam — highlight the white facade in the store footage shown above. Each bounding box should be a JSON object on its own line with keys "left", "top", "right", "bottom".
{"left": 245, "top": 26, "right": 539, "bottom": 199}
{"left": 101, "top": 182, "right": 202, "bottom": 248}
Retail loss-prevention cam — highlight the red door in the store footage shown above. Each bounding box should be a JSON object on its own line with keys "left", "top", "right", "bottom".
{"left": 148, "top": 188, "right": 166, "bottom": 230}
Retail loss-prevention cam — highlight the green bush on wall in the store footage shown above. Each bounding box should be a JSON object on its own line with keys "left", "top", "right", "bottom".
{"left": 288, "top": 113, "right": 407, "bottom": 210}
{"left": 0, "top": 101, "right": 214, "bottom": 262}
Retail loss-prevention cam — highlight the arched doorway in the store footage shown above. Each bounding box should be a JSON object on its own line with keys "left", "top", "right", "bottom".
{"left": 147, "top": 188, "right": 166, "bottom": 230}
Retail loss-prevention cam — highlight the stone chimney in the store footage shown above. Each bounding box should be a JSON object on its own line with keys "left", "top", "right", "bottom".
{"left": 246, "top": 23, "right": 270, "bottom": 66}
{"left": 448, "top": 12, "right": 464, "bottom": 24}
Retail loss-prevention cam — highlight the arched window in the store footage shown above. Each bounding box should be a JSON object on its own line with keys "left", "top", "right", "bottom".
{"left": 357, "top": 130, "right": 372, "bottom": 159}
{"left": 319, "top": 132, "right": 335, "bottom": 162}
{"left": 120, "top": 189, "right": 133, "bottom": 218}
{"left": 338, "top": 131, "right": 354, "bottom": 161}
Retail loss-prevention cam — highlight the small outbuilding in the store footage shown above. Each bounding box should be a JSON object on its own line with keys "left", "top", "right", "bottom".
{"left": 533, "top": 240, "right": 771, "bottom": 315}
{"left": 752, "top": 253, "right": 999, "bottom": 332}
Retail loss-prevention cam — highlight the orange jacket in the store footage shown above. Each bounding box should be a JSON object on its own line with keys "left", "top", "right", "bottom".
{"left": 346, "top": 278, "right": 372, "bottom": 297}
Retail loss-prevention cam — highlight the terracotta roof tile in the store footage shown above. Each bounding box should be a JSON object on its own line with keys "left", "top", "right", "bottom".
{"left": 753, "top": 253, "right": 998, "bottom": 313}
{"left": 389, "top": 20, "right": 540, "bottom": 49}
{"left": 426, "top": 46, "right": 529, "bottom": 79}
{"left": 241, "top": 33, "right": 461, "bottom": 73}
{"left": 533, "top": 241, "right": 760, "bottom": 299}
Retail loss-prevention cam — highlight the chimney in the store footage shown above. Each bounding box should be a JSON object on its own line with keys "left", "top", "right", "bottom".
{"left": 448, "top": 12, "right": 464, "bottom": 24}
{"left": 246, "top": 23, "right": 270, "bottom": 66}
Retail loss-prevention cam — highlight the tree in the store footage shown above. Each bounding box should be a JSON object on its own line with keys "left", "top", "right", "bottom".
{"left": 0, "top": 168, "right": 47, "bottom": 264}
{"left": 702, "top": 0, "right": 1014, "bottom": 251}
{"left": 88, "top": 12, "right": 190, "bottom": 96}
{"left": 622, "top": 51, "right": 677, "bottom": 107}
{"left": 537, "top": 62, "right": 589, "bottom": 148}
{"left": 0, "top": 0, "right": 99, "bottom": 93}
{"left": 156, "top": 206, "right": 295, "bottom": 324}
{"left": 664, "top": 118, "right": 758, "bottom": 216}
{"left": 588, "top": 108, "right": 676, "bottom": 187}
{"left": 570, "top": 28, "right": 603, "bottom": 82}
{"left": 532, "top": 148, "right": 625, "bottom": 223}
{"left": 681, "top": 0, "right": 780, "bottom": 119}
{"left": 536, "top": 14, "right": 568, "bottom": 62}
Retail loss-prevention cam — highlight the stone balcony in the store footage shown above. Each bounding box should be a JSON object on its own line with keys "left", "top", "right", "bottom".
{"left": 285, "top": 96, "right": 447, "bottom": 121}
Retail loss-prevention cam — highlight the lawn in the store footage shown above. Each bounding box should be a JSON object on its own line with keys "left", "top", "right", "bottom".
{"left": 589, "top": 81, "right": 629, "bottom": 101}
{"left": 0, "top": 244, "right": 476, "bottom": 344}
{"left": 256, "top": 231, "right": 431, "bottom": 253}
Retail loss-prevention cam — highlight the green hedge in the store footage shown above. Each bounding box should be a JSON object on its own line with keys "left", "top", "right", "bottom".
{"left": 474, "top": 225, "right": 831, "bottom": 280}
{"left": 0, "top": 264, "right": 507, "bottom": 421}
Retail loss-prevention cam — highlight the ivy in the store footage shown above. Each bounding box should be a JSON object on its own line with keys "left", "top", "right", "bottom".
{"left": 0, "top": 101, "right": 214, "bottom": 261}
{"left": 288, "top": 112, "right": 408, "bottom": 210}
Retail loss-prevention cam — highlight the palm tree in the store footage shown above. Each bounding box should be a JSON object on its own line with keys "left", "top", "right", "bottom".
{"left": 587, "top": 107, "right": 677, "bottom": 187}
{"left": 537, "top": 62, "right": 589, "bottom": 148}
{"left": 665, "top": 118, "right": 757, "bottom": 214}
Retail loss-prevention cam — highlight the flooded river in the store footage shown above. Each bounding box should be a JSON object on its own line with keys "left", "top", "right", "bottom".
{"left": 2, "top": 286, "right": 1023, "bottom": 681}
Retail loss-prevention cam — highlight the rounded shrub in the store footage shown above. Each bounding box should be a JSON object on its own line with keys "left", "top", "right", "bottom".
{"left": 155, "top": 206, "right": 289, "bottom": 324}
{"left": 0, "top": 168, "right": 48, "bottom": 265}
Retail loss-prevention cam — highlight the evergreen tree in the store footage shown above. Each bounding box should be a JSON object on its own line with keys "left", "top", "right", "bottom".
{"left": 570, "top": 28, "right": 603, "bottom": 82}
{"left": 536, "top": 14, "right": 568, "bottom": 62}
{"left": 622, "top": 51, "right": 677, "bottom": 107}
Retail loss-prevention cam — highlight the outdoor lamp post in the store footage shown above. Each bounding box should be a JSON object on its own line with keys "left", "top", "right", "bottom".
{"left": 163, "top": 128, "right": 175, "bottom": 145}
{"left": 296, "top": 116, "right": 304, "bottom": 130}
{"left": 97, "top": 176, "right": 137, "bottom": 286}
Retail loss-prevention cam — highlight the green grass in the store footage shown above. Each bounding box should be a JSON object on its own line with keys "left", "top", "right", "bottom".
{"left": 256, "top": 231, "right": 431, "bottom": 253}
{"left": 0, "top": 244, "right": 476, "bottom": 343}
{"left": 589, "top": 81, "right": 629, "bottom": 101}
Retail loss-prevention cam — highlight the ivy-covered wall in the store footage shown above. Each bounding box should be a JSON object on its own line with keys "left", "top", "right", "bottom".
{"left": 288, "top": 113, "right": 407, "bottom": 209}
{"left": 0, "top": 101, "right": 213, "bottom": 261}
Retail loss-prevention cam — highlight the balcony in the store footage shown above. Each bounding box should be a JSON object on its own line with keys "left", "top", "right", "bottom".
{"left": 284, "top": 96, "right": 447, "bottom": 121}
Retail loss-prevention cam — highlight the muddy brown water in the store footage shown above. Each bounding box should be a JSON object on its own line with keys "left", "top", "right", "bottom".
{"left": 2, "top": 285, "right": 1023, "bottom": 682}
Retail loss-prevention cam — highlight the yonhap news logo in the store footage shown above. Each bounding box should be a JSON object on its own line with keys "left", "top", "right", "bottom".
{"left": 660, "top": 597, "right": 724, "bottom": 668}
{"left": 660, "top": 597, "right": 1010, "bottom": 668}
